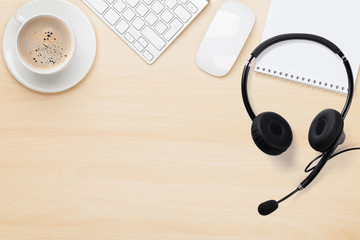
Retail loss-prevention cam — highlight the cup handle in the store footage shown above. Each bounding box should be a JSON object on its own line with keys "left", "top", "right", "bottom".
{"left": 14, "top": 11, "right": 26, "bottom": 25}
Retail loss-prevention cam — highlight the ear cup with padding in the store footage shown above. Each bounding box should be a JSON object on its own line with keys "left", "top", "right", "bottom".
{"left": 308, "top": 109, "right": 344, "bottom": 152}
{"left": 251, "top": 112, "right": 293, "bottom": 156}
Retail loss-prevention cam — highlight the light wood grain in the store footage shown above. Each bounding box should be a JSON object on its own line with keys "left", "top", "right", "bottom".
{"left": 1, "top": 0, "right": 360, "bottom": 239}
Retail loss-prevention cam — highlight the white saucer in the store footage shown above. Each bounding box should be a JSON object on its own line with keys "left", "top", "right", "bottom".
{"left": 2, "top": 0, "right": 96, "bottom": 93}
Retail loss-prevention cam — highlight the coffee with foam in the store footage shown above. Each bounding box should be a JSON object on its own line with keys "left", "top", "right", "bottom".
{"left": 17, "top": 15, "right": 73, "bottom": 72}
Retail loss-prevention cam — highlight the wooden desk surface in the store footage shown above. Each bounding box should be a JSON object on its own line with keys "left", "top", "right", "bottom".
{"left": 1, "top": 0, "right": 360, "bottom": 239}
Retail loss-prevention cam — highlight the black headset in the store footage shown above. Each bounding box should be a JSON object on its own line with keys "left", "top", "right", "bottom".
{"left": 241, "top": 33, "right": 357, "bottom": 216}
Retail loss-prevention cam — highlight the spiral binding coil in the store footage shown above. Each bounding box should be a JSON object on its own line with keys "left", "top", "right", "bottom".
{"left": 254, "top": 65, "right": 347, "bottom": 93}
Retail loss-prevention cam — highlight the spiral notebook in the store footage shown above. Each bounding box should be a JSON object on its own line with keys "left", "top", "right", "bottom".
{"left": 254, "top": 0, "right": 360, "bottom": 94}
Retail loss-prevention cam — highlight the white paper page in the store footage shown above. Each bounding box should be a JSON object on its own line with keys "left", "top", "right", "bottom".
{"left": 254, "top": 0, "right": 360, "bottom": 94}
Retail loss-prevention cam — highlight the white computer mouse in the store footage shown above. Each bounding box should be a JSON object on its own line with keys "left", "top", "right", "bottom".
{"left": 196, "top": 0, "right": 255, "bottom": 77}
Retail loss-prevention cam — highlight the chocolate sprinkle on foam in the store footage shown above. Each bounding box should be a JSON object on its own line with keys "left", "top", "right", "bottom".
{"left": 29, "top": 30, "right": 69, "bottom": 67}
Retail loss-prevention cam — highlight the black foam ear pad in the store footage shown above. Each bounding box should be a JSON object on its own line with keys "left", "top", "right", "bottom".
{"left": 308, "top": 109, "right": 344, "bottom": 152}
{"left": 251, "top": 112, "right": 293, "bottom": 156}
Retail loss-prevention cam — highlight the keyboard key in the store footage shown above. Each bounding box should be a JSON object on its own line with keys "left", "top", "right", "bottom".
{"left": 136, "top": 3, "right": 149, "bottom": 16}
{"left": 104, "top": 8, "right": 120, "bottom": 25}
{"left": 174, "top": 5, "right": 191, "bottom": 22}
{"left": 161, "top": 9, "right": 174, "bottom": 23}
{"left": 125, "top": 32, "right": 135, "bottom": 43}
{"left": 86, "top": 0, "right": 109, "bottom": 14}
{"left": 143, "top": 50, "right": 154, "bottom": 61}
{"left": 126, "top": 0, "right": 139, "bottom": 8}
{"left": 151, "top": 1, "right": 165, "bottom": 14}
{"left": 115, "top": 19, "right": 130, "bottom": 34}
{"left": 164, "top": 0, "right": 177, "bottom": 9}
{"left": 143, "top": 0, "right": 154, "bottom": 5}
{"left": 186, "top": 2, "right": 198, "bottom": 14}
{"left": 138, "top": 37, "right": 148, "bottom": 47}
{"left": 154, "top": 21, "right": 167, "bottom": 34}
{"left": 113, "top": 0, "right": 126, "bottom": 13}
{"left": 123, "top": 8, "right": 136, "bottom": 21}
{"left": 164, "top": 18, "right": 183, "bottom": 41}
{"left": 132, "top": 17, "right": 145, "bottom": 30}
{"left": 134, "top": 41, "right": 145, "bottom": 52}
{"left": 141, "top": 26, "right": 166, "bottom": 50}
{"left": 145, "top": 12, "right": 158, "bottom": 25}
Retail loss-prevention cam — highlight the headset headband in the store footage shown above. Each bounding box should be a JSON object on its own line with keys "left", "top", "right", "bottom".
{"left": 241, "top": 33, "right": 354, "bottom": 121}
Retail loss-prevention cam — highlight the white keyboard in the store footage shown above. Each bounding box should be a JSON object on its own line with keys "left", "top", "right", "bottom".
{"left": 83, "top": 0, "right": 209, "bottom": 64}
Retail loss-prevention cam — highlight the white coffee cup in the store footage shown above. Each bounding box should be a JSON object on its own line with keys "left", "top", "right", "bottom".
{"left": 15, "top": 12, "right": 76, "bottom": 75}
